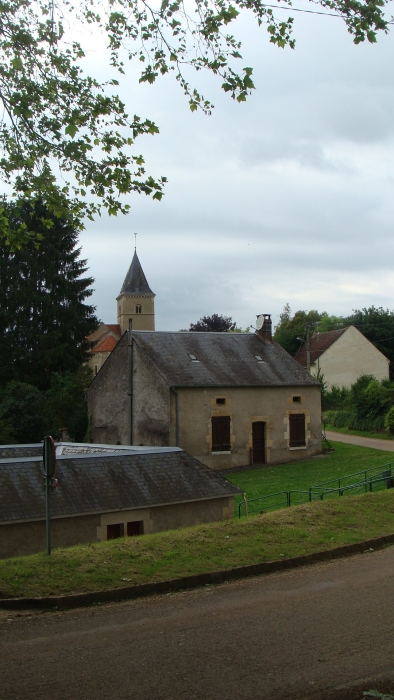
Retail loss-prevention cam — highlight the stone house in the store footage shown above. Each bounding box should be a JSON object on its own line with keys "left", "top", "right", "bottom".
{"left": 294, "top": 326, "right": 390, "bottom": 390}
{"left": 88, "top": 315, "right": 322, "bottom": 469}
{"left": 0, "top": 443, "right": 242, "bottom": 558}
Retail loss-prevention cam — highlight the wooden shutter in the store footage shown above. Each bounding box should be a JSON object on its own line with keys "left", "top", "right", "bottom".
{"left": 212, "top": 416, "right": 231, "bottom": 452}
{"left": 289, "top": 414, "right": 306, "bottom": 447}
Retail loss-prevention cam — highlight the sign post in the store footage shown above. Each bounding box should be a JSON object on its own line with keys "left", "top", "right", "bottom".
{"left": 43, "top": 436, "right": 56, "bottom": 556}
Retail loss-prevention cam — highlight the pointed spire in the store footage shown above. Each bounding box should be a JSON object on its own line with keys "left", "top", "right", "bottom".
{"left": 119, "top": 250, "right": 154, "bottom": 296}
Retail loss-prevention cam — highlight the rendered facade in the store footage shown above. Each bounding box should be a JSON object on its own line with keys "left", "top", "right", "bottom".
{"left": 295, "top": 326, "right": 390, "bottom": 389}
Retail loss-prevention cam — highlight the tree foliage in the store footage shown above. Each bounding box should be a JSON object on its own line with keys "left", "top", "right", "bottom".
{"left": 324, "top": 374, "right": 394, "bottom": 433}
{"left": 274, "top": 305, "right": 326, "bottom": 356}
{"left": 0, "top": 0, "right": 391, "bottom": 246}
{"left": 0, "top": 200, "right": 98, "bottom": 389}
{"left": 44, "top": 367, "right": 92, "bottom": 441}
{"left": 189, "top": 313, "right": 236, "bottom": 331}
{"left": 0, "top": 381, "right": 46, "bottom": 443}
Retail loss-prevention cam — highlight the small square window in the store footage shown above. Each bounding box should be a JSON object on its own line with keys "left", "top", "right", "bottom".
{"left": 127, "top": 521, "right": 144, "bottom": 536}
{"left": 107, "top": 523, "right": 124, "bottom": 540}
{"left": 216, "top": 398, "right": 226, "bottom": 405}
{"left": 293, "top": 396, "right": 301, "bottom": 403}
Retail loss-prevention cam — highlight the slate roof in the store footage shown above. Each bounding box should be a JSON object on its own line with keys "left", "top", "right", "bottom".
{"left": 0, "top": 450, "right": 242, "bottom": 523}
{"left": 132, "top": 331, "right": 319, "bottom": 387}
{"left": 0, "top": 445, "right": 42, "bottom": 459}
{"left": 119, "top": 251, "right": 154, "bottom": 297}
{"left": 295, "top": 328, "right": 348, "bottom": 366}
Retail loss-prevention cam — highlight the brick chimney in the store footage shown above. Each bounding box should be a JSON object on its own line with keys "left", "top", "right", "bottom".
{"left": 256, "top": 314, "right": 272, "bottom": 343}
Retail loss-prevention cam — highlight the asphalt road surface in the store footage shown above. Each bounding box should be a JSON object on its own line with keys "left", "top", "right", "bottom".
{"left": 1, "top": 547, "right": 394, "bottom": 700}
{"left": 325, "top": 430, "right": 394, "bottom": 452}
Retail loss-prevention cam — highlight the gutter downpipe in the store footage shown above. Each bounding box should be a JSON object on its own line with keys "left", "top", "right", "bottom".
{"left": 170, "top": 386, "right": 179, "bottom": 447}
{"left": 128, "top": 319, "right": 133, "bottom": 445}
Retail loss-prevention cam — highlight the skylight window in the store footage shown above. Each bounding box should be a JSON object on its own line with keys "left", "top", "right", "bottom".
{"left": 188, "top": 354, "right": 199, "bottom": 363}
{"left": 255, "top": 355, "right": 266, "bottom": 365}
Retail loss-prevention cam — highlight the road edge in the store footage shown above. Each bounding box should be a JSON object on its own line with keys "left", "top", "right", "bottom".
{"left": 1, "top": 532, "right": 394, "bottom": 610}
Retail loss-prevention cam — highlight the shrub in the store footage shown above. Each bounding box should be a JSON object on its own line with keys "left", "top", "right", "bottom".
{"left": 385, "top": 407, "right": 394, "bottom": 435}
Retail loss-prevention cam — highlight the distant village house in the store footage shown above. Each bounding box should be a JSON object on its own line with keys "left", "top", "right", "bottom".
{"left": 294, "top": 326, "right": 390, "bottom": 390}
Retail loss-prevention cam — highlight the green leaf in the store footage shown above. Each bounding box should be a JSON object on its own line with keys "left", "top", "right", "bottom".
{"left": 65, "top": 124, "right": 78, "bottom": 139}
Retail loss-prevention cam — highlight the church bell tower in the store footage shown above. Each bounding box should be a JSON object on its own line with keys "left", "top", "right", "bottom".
{"left": 117, "top": 247, "right": 155, "bottom": 334}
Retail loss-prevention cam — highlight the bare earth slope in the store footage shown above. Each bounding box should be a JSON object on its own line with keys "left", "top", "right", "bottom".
{"left": 1, "top": 547, "right": 394, "bottom": 700}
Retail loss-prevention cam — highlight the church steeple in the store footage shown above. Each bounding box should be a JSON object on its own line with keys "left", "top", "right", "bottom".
{"left": 119, "top": 250, "right": 154, "bottom": 296}
{"left": 117, "top": 248, "right": 155, "bottom": 333}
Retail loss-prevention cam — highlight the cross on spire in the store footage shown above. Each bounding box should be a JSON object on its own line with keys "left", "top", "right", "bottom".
{"left": 134, "top": 232, "right": 137, "bottom": 251}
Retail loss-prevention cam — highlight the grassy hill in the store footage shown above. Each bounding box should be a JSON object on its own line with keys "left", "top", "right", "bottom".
{"left": 1, "top": 487, "right": 394, "bottom": 600}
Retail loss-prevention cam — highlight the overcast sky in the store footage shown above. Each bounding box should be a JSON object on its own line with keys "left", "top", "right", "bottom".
{"left": 78, "top": 3, "right": 394, "bottom": 332}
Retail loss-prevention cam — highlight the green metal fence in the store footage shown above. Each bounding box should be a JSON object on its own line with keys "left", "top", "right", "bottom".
{"left": 238, "top": 464, "right": 394, "bottom": 518}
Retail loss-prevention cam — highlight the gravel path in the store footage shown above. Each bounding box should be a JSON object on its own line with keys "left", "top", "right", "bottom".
{"left": 1, "top": 547, "right": 394, "bottom": 700}
{"left": 325, "top": 430, "right": 394, "bottom": 452}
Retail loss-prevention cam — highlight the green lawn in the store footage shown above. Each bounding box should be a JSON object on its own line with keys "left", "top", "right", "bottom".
{"left": 225, "top": 442, "right": 394, "bottom": 515}
{"left": 1, "top": 489, "right": 394, "bottom": 599}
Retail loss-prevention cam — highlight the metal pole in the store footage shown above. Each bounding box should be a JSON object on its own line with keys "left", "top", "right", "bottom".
{"left": 128, "top": 319, "right": 133, "bottom": 445}
{"left": 46, "top": 474, "right": 51, "bottom": 555}
{"left": 306, "top": 325, "right": 310, "bottom": 374}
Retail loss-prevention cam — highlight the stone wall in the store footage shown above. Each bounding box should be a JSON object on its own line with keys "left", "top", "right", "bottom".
{"left": 0, "top": 496, "right": 234, "bottom": 558}
{"left": 173, "top": 385, "right": 322, "bottom": 469}
{"left": 0, "top": 513, "right": 101, "bottom": 559}
{"left": 88, "top": 333, "right": 129, "bottom": 444}
{"left": 132, "top": 342, "right": 171, "bottom": 446}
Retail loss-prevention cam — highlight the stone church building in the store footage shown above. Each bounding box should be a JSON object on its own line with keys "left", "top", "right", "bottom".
{"left": 87, "top": 248, "right": 155, "bottom": 375}
{"left": 87, "top": 253, "right": 322, "bottom": 469}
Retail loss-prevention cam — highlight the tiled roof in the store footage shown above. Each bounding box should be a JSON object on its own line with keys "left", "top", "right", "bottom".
{"left": 91, "top": 335, "right": 118, "bottom": 353}
{"left": 131, "top": 331, "right": 319, "bottom": 387}
{"left": 119, "top": 251, "right": 154, "bottom": 297}
{"left": 107, "top": 324, "right": 121, "bottom": 337}
{"left": 0, "top": 450, "right": 242, "bottom": 523}
{"left": 294, "top": 328, "right": 348, "bottom": 366}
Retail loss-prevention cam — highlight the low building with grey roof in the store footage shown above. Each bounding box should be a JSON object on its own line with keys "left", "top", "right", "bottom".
{"left": 0, "top": 443, "right": 242, "bottom": 558}
{"left": 88, "top": 315, "right": 322, "bottom": 470}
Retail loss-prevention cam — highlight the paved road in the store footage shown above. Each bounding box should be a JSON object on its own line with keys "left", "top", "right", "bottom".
{"left": 1, "top": 547, "right": 394, "bottom": 700}
{"left": 325, "top": 430, "right": 394, "bottom": 452}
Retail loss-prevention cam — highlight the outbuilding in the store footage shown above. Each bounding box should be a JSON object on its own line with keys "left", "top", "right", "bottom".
{"left": 0, "top": 443, "right": 242, "bottom": 558}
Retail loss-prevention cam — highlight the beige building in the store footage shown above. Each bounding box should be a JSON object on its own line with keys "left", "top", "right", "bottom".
{"left": 295, "top": 326, "right": 390, "bottom": 390}
{"left": 0, "top": 443, "right": 241, "bottom": 558}
{"left": 87, "top": 249, "right": 155, "bottom": 374}
{"left": 88, "top": 316, "right": 322, "bottom": 469}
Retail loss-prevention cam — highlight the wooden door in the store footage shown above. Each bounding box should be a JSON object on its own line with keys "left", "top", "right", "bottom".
{"left": 252, "top": 422, "right": 265, "bottom": 464}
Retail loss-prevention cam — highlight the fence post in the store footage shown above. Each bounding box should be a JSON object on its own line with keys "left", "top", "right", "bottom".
{"left": 243, "top": 494, "right": 248, "bottom": 517}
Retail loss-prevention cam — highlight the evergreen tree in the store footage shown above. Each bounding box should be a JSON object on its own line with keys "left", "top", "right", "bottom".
{"left": 0, "top": 202, "right": 98, "bottom": 390}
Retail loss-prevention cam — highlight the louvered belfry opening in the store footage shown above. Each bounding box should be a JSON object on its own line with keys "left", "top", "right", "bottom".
{"left": 289, "top": 414, "right": 306, "bottom": 447}
{"left": 212, "top": 416, "right": 231, "bottom": 452}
